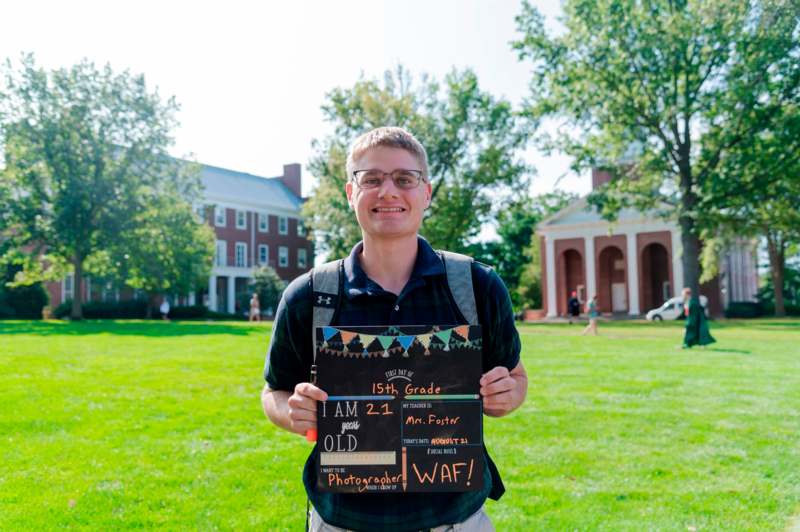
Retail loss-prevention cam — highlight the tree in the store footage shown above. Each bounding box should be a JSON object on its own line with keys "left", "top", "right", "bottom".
{"left": 251, "top": 265, "right": 285, "bottom": 316}
{"left": 0, "top": 54, "right": 184, "bottom": 319}
{"left": 304, "top": 67, "right": 531, "bottom": 259}
{"left": 474, "top": 191, "right": 576, "bottom": 308}
{"left": 111, "top": 196, "right": 215, "bottom": 318}
{"left": 758, "top": 254, "right": 800, "bottom": 315}
{"left": 699, "top": 105, "right": 800, "bottom": 316}
{"left": 513, "top": 0, "right": 800, "bottom": 295}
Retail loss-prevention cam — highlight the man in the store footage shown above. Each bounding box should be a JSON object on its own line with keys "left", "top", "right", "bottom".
{"left": 261, "top": 127, "right": 528, "bottom": 531}
{"left": 567, "top": 290, "right": 581, "bottom": 324}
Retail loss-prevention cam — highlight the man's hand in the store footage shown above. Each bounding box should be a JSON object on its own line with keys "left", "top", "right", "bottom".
{"left": 262, "top": 382, "right": 328, "bottom": 436}
{"left": 480, "top": 361, "right": 528, "bottom": 417}
{"left": 287, "top": 383, "right": 328, "bottom": 435}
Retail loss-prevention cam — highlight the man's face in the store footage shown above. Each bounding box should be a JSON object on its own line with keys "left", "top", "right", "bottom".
{"left": 346, "top": 146, "right": 431, "bottom": 241}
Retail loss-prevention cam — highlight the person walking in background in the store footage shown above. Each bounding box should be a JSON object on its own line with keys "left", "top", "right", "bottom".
{"left": 581, "top": 295, "right": 599, "bottom": 336}
{"left": 249, "top": 293, "right": 261, "bottom": 322}
{"left": 567, "top": 290, "right": 581, "bottom": 324}
{"left": 682, "top": 288, "right": 715, "bottom": 348}
{"left": 159, "top": 299, "right": 170, "bottom": 321}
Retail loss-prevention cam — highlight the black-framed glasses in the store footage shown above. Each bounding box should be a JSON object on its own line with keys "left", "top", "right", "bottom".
{"left": 351, "top": 169, "right": 425, "bottom": 190}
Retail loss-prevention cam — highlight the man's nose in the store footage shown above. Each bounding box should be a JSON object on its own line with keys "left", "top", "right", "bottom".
{"left": 377, "top": 175, "right": 400, "bottom": 197}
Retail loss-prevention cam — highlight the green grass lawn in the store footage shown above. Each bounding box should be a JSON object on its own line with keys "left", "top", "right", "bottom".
{"left": 1, "top": 319, "right": 799, "bottom": 530}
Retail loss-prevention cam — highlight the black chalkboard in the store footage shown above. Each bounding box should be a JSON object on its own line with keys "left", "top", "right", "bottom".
{"left": 315, "top": 325, "right": 484, "bottom": 493}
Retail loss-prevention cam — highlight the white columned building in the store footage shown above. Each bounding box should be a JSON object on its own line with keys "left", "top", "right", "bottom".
{"left": 208, "top": 276, "right": 217, "bottom": 311}
{"left": 545, "top": 236, "right": 557, "bottom": 318}
{"left": 584, "top": 235, "right": 596, "bottom": 303}
{"left": 536, "top": 196, "right": 757, "bottom": 319}
{"left": 625, "top": 232, "right": 641, "bottom": 315}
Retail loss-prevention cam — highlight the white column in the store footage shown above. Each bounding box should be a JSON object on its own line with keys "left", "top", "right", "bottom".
{"left": 188, "top": 292, "right": 196, "bottom": 306}
{"left": 585, "top": 235, "right": 596, "bottom": 301}
{"left": 546, "top": 236, "right": 557, "bottom": 317}
{"left": 626, "top": 233, "right": 640, "bottom": 315}
{"left": 671, "top": 229, "right": 683, "bottom": 297}
{"left": 208, "top": 275, "right": 217, "bottom": 311}
{"left": 227, "top": 276, "right": 236, "bottom": 314}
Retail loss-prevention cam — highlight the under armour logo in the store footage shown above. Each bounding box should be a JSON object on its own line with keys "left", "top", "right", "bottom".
{"left": 317, "top": 295, "right": 332, "bottom": 305}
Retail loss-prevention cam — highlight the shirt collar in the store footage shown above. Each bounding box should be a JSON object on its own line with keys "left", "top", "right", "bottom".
{"left": 342, "top": 236, "right": 445, "bottom": 299}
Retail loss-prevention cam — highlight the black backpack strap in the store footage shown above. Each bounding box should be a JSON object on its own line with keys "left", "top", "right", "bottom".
{"left": 438, "top": 250, "right": 479, "bottom": 325}
{"left": 311, "top": 259, "right": 343, "bottom": 363}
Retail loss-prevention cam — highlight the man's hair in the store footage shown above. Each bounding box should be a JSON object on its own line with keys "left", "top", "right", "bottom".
{"left": 345, "top": 126, "right": 429, "bottom": 180}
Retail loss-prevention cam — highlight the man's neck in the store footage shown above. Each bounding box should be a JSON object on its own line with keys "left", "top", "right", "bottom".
{"left": 359, "top": 234, "right": 419, "bottom": 295}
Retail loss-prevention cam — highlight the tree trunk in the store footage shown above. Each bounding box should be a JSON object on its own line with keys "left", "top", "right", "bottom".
{"left": 70, "top": 256, "right": 84, "bottom": 320}
{"left": 678, "top": 158, "right": 701, "bottom": 295}
{"left": 146, "top": 292, "right": 155, "bottom": 319}
{"left": 679, "top": 215, "right": 702, "bottom": 294}
{"left": 766, "top": 232, "right": 786, "bottom": 317}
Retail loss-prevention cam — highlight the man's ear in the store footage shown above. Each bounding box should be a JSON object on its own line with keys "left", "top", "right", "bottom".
{"left": 345, "top": 181, "right": 355, "bottom": 209}
{"left": 425, "top": 181, "right": 432, "bottom": 208}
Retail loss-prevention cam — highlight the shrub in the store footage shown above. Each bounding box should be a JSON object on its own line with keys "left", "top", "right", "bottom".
{"left": 725, "top": 301, "right": 763, "bottom": 318}
{"left": 53, "top": 299, "right": 148, "bottom": 319}
{"left": 760, "top": 302, "right": 800, "bottom": 317}
{"left": 169, "top": 305, "right": 208, "bottom": 319}
{"left": 2, "top": 282, "right": 49, "bottom": 319}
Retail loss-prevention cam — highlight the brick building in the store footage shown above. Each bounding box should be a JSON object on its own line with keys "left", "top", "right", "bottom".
{"left": 536, "top": 169, "right": 758, "bottom": 318}
{"left": 45, "top": 162, "right": 312, "bottom": 315}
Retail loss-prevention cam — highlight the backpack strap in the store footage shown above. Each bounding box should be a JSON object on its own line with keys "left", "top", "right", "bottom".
{"left": 438, "top": 250, "right": 479, "bottom": 326}
{"left": 311, "top": 259, "right": 343, "bottom": 363}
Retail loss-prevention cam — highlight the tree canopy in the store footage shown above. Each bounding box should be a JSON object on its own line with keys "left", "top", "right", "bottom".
{"left": 0, "top": 55, "right": 209, "bottom": 318}
{"left": 303, "top": 67, "right": 531, "bottom": 259}
{"left": 513, "top": 0, "right": 800, "bottom": 294}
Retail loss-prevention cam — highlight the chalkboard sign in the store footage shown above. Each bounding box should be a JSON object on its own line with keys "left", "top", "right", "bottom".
{"left": 315, "top": 325, "right": 484, "bottom": 493}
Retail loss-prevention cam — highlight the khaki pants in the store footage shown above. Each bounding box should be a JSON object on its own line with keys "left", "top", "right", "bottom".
{"left": 308, "top": 505, "right": 494, "bottom": 532}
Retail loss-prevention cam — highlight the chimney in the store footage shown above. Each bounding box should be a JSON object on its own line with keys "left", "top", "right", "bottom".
{"left": 591, "top": 168, "right": 613, "bottom": 190}
{"left": 281, "top": 163, "right": 302, "bottom": 198}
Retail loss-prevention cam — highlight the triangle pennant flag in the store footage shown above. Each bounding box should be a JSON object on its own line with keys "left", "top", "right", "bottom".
{"left": 454, "top": 325, "right": 469, "bottom": 340}
{"left": 361, "top": 334, "right": 376, "bottom": 350}
{"left": 397, "top": 335, "right": 415, "bottom": 351}
{"left": 434, "top": 328, "right": 452, "bottom": 346}
{"left": 322, "top": 327, "right": 338, "bottom": 341}
{"left": 377, "top": 335, "right": 394, "bottom": 350}
{"left": 417, "top": 334, "right": 432, "bottom": 349}
{"left": 340, "top": 331, "right": 358, "bottom": 345}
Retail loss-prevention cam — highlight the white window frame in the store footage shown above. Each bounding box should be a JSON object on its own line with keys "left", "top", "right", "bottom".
{"left": 278, "top": 216, "right": 288, "bottom": 235}
{"left": 278, "top": 246, "right": 289, "bottom": 267}
{"left": 297, "top": 248, "right": 307, "bottom": 268}
{"left": 297, "top": 219, "right": 306, "bottom": 237}
{"left": 236, "top": 210, "right": 247, "bottom": 230}
{"left": 235, "top": 242, "right": 247, "bottom": 268}
{"left": 214, "top": 205, "right": 226, "bottom": 227}
{"left": 258, "top": 244, "right": 269, "bottom": 265}
{"left": 258, "top": 212, "right": 269, "bottom": 233}
{"left": 216, "top": 240, "right": 227, "bottom": 267}
{"left": 63, "top": 273, "right": 74, "bottom": 301}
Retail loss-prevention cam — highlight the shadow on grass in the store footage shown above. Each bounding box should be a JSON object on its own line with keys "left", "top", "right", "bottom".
{"left": 0, "top": 320, "right": 268, "bottom": 337}
{"left": 704, "top": 347, "right": 752, "bottom": 354}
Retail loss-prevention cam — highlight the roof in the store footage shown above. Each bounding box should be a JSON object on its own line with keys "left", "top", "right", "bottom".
{"left": 199, "top": 163, "right": 302, "bottom": 212}
{"left": 537, "top": 196, "right": 666, "bottom": 232}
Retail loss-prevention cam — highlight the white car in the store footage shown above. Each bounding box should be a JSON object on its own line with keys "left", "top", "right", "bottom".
{"left": 646, "top": 296, "right": 708, "bottom": 321}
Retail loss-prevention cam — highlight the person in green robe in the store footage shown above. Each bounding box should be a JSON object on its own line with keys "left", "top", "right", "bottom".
{"left": 682, "top": 288, "right": 715, "bottom": 348}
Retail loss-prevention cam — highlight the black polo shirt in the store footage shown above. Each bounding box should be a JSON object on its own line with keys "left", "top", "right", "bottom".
{"left": 264, "top": 237, "right": 521, "bottom": 531}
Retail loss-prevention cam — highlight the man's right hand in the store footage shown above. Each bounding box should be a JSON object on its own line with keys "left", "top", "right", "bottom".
{"left": 286, "top": 382, "right": 328, "bottom": 435}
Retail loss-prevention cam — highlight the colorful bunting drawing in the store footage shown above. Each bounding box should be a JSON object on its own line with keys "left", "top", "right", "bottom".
{"left": 316, "top": 326, "right": 480, "bottom": 358}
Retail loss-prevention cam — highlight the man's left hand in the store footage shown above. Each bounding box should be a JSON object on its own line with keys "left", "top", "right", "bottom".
{"left": 480, "top": 362, "right": 528, "bottom": 417}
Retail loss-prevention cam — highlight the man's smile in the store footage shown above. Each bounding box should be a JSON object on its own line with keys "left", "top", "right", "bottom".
{"left": 372, "top": 207, "right": 406, "bottom": 213}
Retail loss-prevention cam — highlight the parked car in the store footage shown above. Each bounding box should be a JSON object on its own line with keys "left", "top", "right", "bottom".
{"left": 646, "top": 295, "right": 708, "bottom": 321}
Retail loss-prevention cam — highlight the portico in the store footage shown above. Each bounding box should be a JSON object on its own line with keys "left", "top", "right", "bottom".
{"left": 539, "top": 198, "right": 682, "bottom": 318}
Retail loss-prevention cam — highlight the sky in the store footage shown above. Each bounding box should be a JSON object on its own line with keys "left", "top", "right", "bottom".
{"left": 0, "top": 0, "right": 590, "bottom": 209}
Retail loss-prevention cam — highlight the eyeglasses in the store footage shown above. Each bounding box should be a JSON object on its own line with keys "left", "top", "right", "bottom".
{"left": 351, "top": 169, "right": 425, "bottom": 190}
